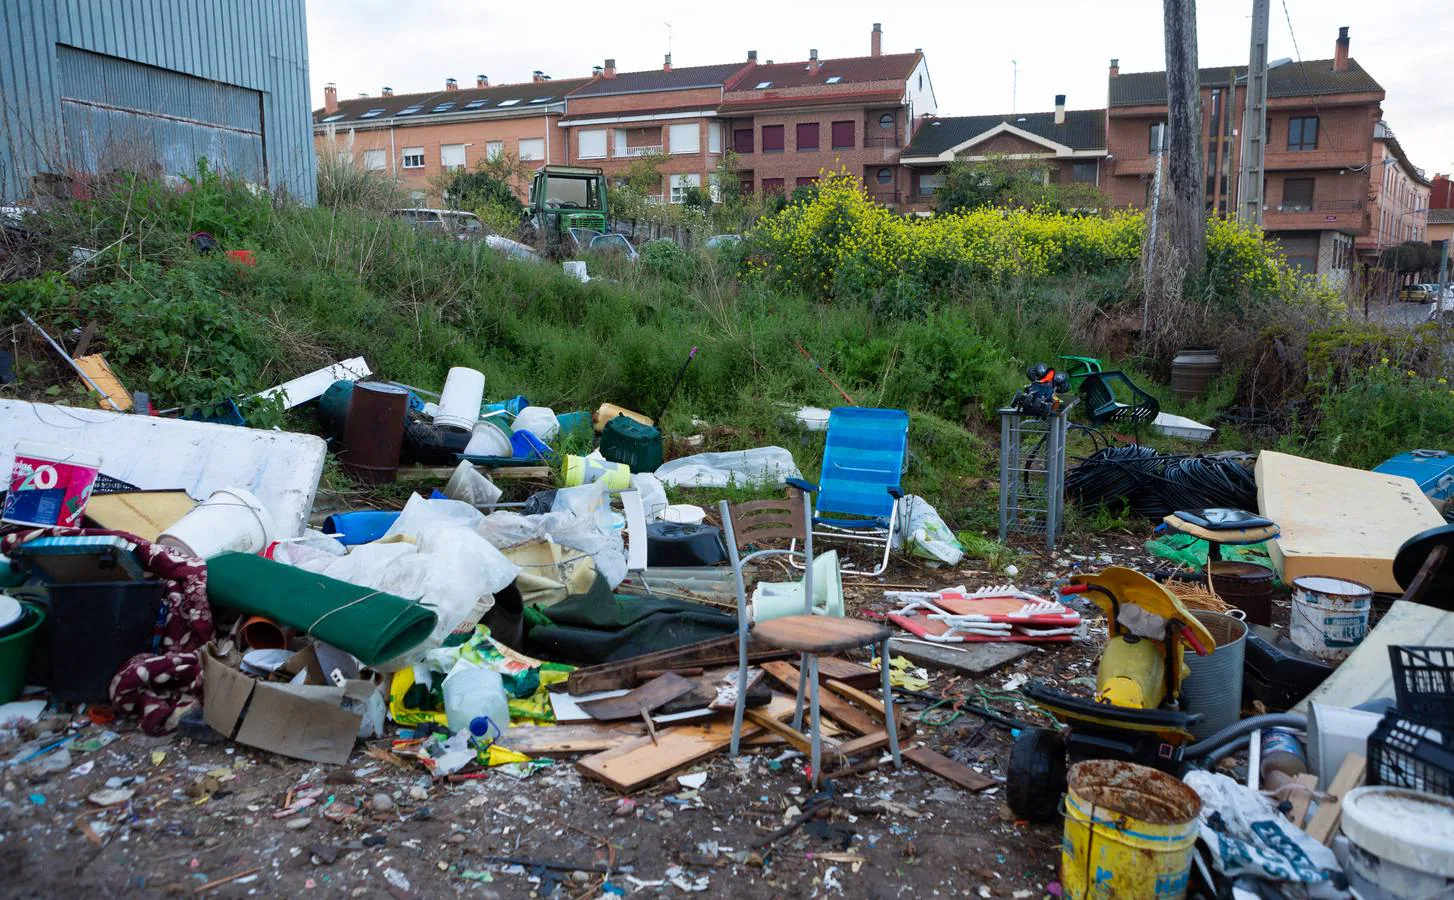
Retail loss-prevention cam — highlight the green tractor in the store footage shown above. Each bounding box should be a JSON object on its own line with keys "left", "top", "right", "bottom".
{"left": 522, "top": 165, "right": 610, "bottom": 256}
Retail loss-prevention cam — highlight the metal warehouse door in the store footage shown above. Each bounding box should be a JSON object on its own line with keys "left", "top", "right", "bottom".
{"left": 55, "top": 45, "right": 265, "bottom": 185}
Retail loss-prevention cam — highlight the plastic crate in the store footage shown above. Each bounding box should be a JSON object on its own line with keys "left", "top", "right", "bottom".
{"left": 1366, "top": 710, "right": 1454, "bottom": 798}
{"left": 1389, "top": 645, "right": 1454, "bottom": 728}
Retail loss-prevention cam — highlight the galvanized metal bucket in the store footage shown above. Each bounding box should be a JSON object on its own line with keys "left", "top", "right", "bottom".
{"left": 1180, "top": 609, "right": 1247, "bottom": 740}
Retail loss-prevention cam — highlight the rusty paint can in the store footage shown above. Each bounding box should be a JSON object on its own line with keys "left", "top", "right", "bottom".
{"left": 1061, "top": 760, "right": 1201, "bottom": 899}
{"left": 1208, "top": 560, "right": 1275, "bottom": 626}
{"left": 339, "top": 382, "right": 409, "bottom": 484}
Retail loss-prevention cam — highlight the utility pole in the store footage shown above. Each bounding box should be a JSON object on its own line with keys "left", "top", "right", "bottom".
{"left": 1011, "top": 60, "right": 1018, "bottom": 114}
{"left": 1143, "top": 0, "right": 1206, "bottom": 345}
{"left": 1237, "top": 0, "right": 1270, "bottom": 226}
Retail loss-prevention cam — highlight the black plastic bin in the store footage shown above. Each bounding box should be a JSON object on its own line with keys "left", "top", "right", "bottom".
{"left": 46, "top": 580, "right": 165, "bottom": 703}
{"left": 1366, "top": 709, "right": 1454, "bottom": 798}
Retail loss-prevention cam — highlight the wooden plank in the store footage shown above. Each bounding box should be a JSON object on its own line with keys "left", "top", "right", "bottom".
{"left": 816, "top": 657, "right": 880, "bottom": 689}
{"left": 1295, "top": 601, "right": 1454, "bottom": 712}
{"left": 709, "top": 668, "right": 764, "bottom": 711}
{"left": 752, "top": 616, "right": 890, "bottom": 654}
{"left": 823, "top": 680, "right": 886, "bottom": 718}
{"left": 1305, "top": 754, "right": 1365, "bottom": 845}
{"left": 834, "top": 731, "right": 889, "bottom": 760}
{"left": 579, "top": 673, "right": 696, "bottom": 721}
{"left": 1288, "top": 773, "right": 1319, "bottom": 828}
{"left": 1257, "top": 451, "right": 1443, "bottom": 592}
{"left": 759, "top": 661, "right": 881, "bottom": 736}
{"left": 576, "top": 695, "right": 795, "bottom": 793}
{"left": 564, "top": 635, "right": 788, "bottom": 695}
{"left": 73, "top": 354, "right": 132, "bottom": 411}
{"left": 745, "top": 708, "right": 832, "bottom": 755}
{"left": 500, "top": 723, "right": 645, "bottom": 756}
{"left": 904, "top": 746, "right": 997, "bottom": 792}
{"left": 888, "top": 638, "right": 1032, "bottom": 677}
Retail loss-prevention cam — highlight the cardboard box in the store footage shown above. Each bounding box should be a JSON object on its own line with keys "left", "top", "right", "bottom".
{"left": 202, "top": 642, "right": 378, "bottom": 764}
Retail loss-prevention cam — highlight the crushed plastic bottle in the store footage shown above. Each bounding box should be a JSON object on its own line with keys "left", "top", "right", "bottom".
{"left": 441, "top": 662, "right": 509, "bottom": 736}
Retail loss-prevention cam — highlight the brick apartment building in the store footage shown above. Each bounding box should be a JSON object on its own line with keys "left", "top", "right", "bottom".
{"left": 717, "top": 25, "right": 934, "bottom": 207}
{"left": 312, "top": 73, "right": 590, "bottom": 200}
{"left": 1105, "top": 26, "right": 1429, "bottom": 280}
{"left": 899, "top": 95, "right": 1106, "bottom": 211}
{"left": 556, "top": 57, "right": 751, "bottom": 203}
{"left": 1360, "top": 120, "right": 1432, "bottom": 261}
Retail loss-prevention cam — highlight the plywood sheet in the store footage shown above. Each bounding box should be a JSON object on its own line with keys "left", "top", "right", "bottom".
{"left": 85, "top": 490, "right": 196, "bottom": 541}
{"left": 0, "top": 400, "right": 326, "bottom": 537}
{"left": 1293, "top": 600, "right": 1454, "bottom": 711}
{"left": 1256, "top": 451, "right": 1443, "bottom": 592}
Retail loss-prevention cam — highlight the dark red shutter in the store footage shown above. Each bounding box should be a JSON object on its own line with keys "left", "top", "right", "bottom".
{"left": 796, "top": 122, "right": 819, "bottom": 151}
{"left": 831, "top": 121, "right": 854, "bottom": 149}
{"left": 762, "top": 178, "right": 784, "bottom": 194}
{"left": 733, "top": 128, "right": 754, "bottom": 153}
{"left": 762, "top": 125, "right": 784, "bottom": 152}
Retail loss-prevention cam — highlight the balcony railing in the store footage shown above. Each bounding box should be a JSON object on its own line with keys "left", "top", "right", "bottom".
{"left": 863, "top": 135, "right": 901, "bottom": 149}
{"left": 619, "top": 144, "right": 662, "bottom": 158}
{"left": 1273, "top": 200, "right": 1364, "bottom": 214}
{"left": 866, "top": 189, "right": 902, "bottom": 206}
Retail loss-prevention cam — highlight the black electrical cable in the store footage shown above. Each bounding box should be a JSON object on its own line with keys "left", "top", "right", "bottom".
{"left": 1065, "top": 447, "right": 1256, "bottom": 518}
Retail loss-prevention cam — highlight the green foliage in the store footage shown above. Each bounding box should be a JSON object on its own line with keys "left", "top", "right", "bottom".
{"left": 442, "top": 170, "right": 523, "bottom": 217}
{"left": 955, "top": 532, "right": 1024, "bottom": 570}
{"left": 935, "top": 154, "right": 1109, "bottom": 215}
{"left": 1289, "top": 363, "right": 1454, "bottom": 469}
{"left": 640, "top": 239, "right": 696, "bottom": 283}
{"left": 1379, "top": 241, "right": 1441, "bottom": 276}
{"left": 316, "top": 140, "right": 402, "bottom": 211}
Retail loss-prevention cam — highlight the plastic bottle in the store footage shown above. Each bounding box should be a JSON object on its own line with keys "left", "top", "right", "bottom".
{"left": 1259, "top": 727, "right": 1308, "bottom": 790}
{"left": 441, "top": 662, "right": 509, "bottom": 735}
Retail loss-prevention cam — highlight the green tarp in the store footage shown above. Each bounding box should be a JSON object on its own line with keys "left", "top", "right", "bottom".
{"left": 206, "top": 552, "right": 438, "bottom": 666}
{"left": 524, "top": 574, "right": 738, "bottom": 665}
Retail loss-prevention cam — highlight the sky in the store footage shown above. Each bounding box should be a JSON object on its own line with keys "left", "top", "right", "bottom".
{"left": 306, "top": 0, "right": 1453, "bottom": 177}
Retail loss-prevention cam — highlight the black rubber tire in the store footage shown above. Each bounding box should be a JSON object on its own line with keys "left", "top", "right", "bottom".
{"left": 1006, "top": 728, "right": 1068, "bottom": 822}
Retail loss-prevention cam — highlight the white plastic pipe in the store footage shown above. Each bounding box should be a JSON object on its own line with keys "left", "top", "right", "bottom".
{"left": 433, "top": 367, "right": 486, "bottom": 432}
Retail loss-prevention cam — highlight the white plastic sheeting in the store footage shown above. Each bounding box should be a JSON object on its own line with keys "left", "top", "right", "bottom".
{"left": 654, "top": 447, "right": 801, "bottom": 489}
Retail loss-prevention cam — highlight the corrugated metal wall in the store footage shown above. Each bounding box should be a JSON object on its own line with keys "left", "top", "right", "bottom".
{"left": 0, "top": 0, "right": 315, "bottom": 202}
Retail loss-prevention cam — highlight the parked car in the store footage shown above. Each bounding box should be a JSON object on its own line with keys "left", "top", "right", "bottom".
{"left": 389, "top": 208, "right": 486, "bottom": 239}
{"left": 567, "top": 228, "right": 638, "bottom": 261}
{"left": 705, "top": 234, "right": 742, "bottom": 249}
{"left": 1400, "top": 283, "right": 1438, "bottom": 302}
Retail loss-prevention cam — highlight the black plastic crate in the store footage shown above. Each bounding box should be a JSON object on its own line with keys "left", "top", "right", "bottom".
{"left": 1366, "top": 710, "right": 1454, "bottom": 798}
{"left": 1389, "top": 645, "right": 1454, "bottom": 728}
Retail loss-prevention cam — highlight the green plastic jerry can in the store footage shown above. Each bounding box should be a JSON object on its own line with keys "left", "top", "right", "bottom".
{"left": 599, "top": 414, "right": 663, "bottom": 474}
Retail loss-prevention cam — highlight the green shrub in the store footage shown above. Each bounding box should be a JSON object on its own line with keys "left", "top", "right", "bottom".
{"left": 1291, "top": 363, "right": 1454, "bottom": 468}
{"left": 640, "top": 239, "right": 695, "bottom": 283}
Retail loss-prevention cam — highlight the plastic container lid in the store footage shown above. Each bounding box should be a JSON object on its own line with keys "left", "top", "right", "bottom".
{"left": 0, "top": 594, "right": 22, "bottom": 633}
{"left": 1341, "top": 786, "right": 1454, "bottom": 876}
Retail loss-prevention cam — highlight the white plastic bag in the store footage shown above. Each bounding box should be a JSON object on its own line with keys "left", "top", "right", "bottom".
{"left": 630, "top": 472, "right": 669, "bottom": 522}
{"left": 655, "top": 447, "right": 801, "bottom": 488}
{"left": 475, "top": 481, "right": 628, "bottom": 588}
{"left": 1182, "top": 770, "right": 1348, "bottom": 898}
{"left": 893, "top": 495, "right": 964, "bottom": 568}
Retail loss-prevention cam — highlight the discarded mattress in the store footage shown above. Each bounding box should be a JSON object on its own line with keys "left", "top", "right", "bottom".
{"left": 0, "top": 400, "right": 326, "bottom": 537}
{"left": 1256, "top": 450, "right": 1444, "bottom": 593}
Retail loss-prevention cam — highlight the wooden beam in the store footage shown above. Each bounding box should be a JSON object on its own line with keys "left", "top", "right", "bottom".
{"left": 904, "top": 746, "right": 997, "bottom": 792}
{"left": 745, "top": 708, "right": 834, "bottom": 755}
{"left": 1305, "top": 754, "right": 1365, "bottom": 845}
{"left": 1288, "top": 773, "right": 1319, "bottom": 828}
{"left": 500, "top": 723, "right": 645, "bottom": 756}
{"left": 759, "top": 661, "right": 883, "bottom": 736}
{"left": 822, "top": 680, "right": 886, "bottom": 718}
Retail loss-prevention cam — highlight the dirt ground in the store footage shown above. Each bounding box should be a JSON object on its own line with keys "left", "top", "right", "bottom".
{"left": 0, "top": 531, "right": 1222, "bottom": 899}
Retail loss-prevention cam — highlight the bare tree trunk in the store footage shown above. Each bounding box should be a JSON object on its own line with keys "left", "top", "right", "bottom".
{"left": 1144, "top": 0, "right": 1207, "bottom": 353}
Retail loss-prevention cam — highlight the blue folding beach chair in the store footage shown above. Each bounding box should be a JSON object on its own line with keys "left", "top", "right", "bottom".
{"left": 792, "top": 407, "right": 908, "bottom": 576}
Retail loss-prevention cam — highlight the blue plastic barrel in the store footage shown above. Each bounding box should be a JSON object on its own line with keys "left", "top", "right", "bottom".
{"left": 321, "top": 510, "right": 400, "bottom": 545}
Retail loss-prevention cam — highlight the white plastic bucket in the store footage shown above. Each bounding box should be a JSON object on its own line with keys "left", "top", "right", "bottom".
{"left": 463, "top": 417, "right": 513, "bottom": 458}
{"left": 1291, "top": 576, "right": 1372, "bottom": 662}
{"left": 512, "top": 406, "right": 559, "bottom": 441}
{"left": 659, "top": 504, "right": 706, "bottom": 525}
{"left": 433, "top": 367, "right": 486, "bottom": 432}
{"left": 2, "top": 441, "right": 103, "bottom": 528}
{"left": 158, "top": 487, "right": 276, "bottom": 560}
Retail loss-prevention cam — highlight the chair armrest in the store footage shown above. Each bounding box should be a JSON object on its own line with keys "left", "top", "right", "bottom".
{"left": 786, "top": 477, "right": 819, "bottom": 494}
{"left": 887, "top": 487, "right": 904, "bottom": 500}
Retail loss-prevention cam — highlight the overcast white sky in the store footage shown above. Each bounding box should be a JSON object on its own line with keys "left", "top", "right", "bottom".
{"left": 307, "top": 0, "right": 1452, "bottom": 175}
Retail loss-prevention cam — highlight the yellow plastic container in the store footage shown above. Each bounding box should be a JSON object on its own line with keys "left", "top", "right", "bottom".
{"left": 1060, "top": 760, "right": 1201, "bottom": 900}
{"left": 562, "top": 455, "right": 631, "bottom": 491}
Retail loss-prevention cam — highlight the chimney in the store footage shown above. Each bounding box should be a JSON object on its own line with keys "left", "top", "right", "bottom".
{"left": 592, "top": 65, "right": 603, "bottom": 77}
{"left": 663, "top": 53, "right": 672, "bottom": 72}
{"left": 1109, "top": 58, "right": 1119, "bottom": 77}
{"left": 382, "top": 86, "right": 394, "bottom": 97}
{"left": 476, "top": 74, "right": 489, "bottom": 88}
{"left": 445, "top": 77, "right": 458, "bottom": 91}
{"left": 532, "top": 70, "right": 545, "bottom": 83}
{"left": 604, "top": 58, "right": 616, "bottom": 79}
{"left": 1334, "top": 26, "right": 1350, "bottom": 72}
{"left": 809, "top": 49, "right": 820, "bottom": 74}
{"left": 357, "top": 92, "right": 368, "bottom": 98}
{"left": 748, "top": 50, "right": 758, "bottom": 62}
{"left": 871, "top": 22, "right": 882, "bottom": 57}
{"left": 324, "top": 82, "right": 338, "bottom": 113}
{"left": 1054, "top": 94, "right": 1066, "bottom": 125}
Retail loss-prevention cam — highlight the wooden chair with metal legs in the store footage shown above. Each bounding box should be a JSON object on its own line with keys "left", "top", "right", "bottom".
{"left": 718, "top": 479, "right": 902, "bottom": 788}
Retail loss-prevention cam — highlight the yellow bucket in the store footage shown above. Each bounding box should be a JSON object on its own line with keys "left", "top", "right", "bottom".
{"left": 562, "top": 455, "right": 631, "bottom": 490}
{"left": 1060, "top": 760, "right": 1202, "bottom": 900}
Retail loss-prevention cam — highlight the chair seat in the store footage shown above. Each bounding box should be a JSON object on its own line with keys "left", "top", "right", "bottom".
{"left": 813, "top": 515, "right": 891, "bottom": 531}
{"left": 752, "top": 615, "right": 891, "bottom": 653}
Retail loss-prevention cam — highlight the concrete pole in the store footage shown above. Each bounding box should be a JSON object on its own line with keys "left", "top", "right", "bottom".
{"left": 1237, "top": 0, "right": 1270, "bottom": 227}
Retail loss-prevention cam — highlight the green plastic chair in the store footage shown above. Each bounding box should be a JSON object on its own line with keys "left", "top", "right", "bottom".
{"left": 1079, "top": 371, "right": 1160, "bottom": 427}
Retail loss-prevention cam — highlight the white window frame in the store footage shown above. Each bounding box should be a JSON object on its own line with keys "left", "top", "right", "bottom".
{"left": 918, "top": 171, "right": 945, "bottom": 196}
{"left": 485, "top": 141, "right": 504, "bottom": 161}
{"left": 362, "top": 149, "right": 386, "bottom": 171}
{"left": 578, "top": 129, "right": 608, "bottom": 160}
{"left": 518, "top": 138, "right": 545, "bottom": 161}
{"left": 670, "top": 173, "right": 702, "bottom": 204}
{"left": 668, "top": 123, "right": 700, "bottom": 156}
{"left": 708, "top": 123, "right": 722, "bottom": 154}
{"left": 440, "top": 143, "right": 467, "bottom": 170}
{"left": 401, "top": 147, "right": 425, "bottom": 169}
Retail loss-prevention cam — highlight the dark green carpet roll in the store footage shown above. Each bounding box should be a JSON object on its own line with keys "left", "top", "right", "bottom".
{"left": 206, "top": 552, "right": 437, "bottom": 666}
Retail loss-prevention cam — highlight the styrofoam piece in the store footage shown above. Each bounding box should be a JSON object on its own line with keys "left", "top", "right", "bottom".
{"left": 252, "top": 357, "right": 371, "bottom": 409}
{"left": 0, "top": 400, "right": 325, "bottom": 538}
{"left": 1153, "top": 412, "right": 1214, "bottom": 442}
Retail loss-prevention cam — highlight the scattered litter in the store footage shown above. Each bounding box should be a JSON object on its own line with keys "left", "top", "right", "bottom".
{"left": 676, "top": 772, "right": 707, "bottom": 790}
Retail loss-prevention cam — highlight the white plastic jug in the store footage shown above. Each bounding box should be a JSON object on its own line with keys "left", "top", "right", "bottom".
{"left": 441, "top": 662, "right": 509, "bottom": 735}
{"left": 512, "top": 406, "right": 559, "bottom": 441}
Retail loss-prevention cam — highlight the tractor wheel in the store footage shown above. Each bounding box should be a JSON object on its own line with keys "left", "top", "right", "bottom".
{"left": 1006, "top": 728, "right": 1068, "bottom": 822}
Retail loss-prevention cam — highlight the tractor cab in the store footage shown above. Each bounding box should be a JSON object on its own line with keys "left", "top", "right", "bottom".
{"left": 526, "top": 166, "right": 609, "bottom": 251}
